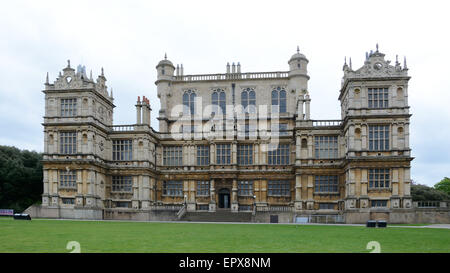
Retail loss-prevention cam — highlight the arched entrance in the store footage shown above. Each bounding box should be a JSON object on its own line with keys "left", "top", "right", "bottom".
{"left": 218, "top": 188, "right": 230, "bottom": 209}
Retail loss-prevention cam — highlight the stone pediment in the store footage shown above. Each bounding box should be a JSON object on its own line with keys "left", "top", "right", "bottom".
{"left": 47, "top": 61, "right": 112, "bottom": 100}
{"left": 343, "top": 50, "right": 408, "bottom": 81}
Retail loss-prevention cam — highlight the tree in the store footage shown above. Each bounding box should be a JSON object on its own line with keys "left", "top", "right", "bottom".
{"left": 411, "top": 181, "right": 450, "bottom": 201}
{"left": 0, "top": 145, "right": 43, "bottom": 213}
{"left": 434, "top": 177, "right": 450, "bottom": 196}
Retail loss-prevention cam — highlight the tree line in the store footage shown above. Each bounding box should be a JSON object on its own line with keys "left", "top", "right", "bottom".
{"left": 0, "top": 145, "right": 449, "bottom": 212}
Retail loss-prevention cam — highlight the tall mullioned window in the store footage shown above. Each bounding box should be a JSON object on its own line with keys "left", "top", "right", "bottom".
{"left": 369, "top": 125, "right": 390, "bottom": 151}
{"left": 268, "top": 180, "right": 290, "bottom": 196}
{"left": 238, "top": 181, "right": 253, "bottom": 196}
{"left": 196, "top": 145, "right": 210, "bottom": 166}
{"left": 163, "top": 146, "right": 183, "bottom": 166}
{"left": 60, "top": 98, "right": 77, "bottom": 117}
{"left": 60, "top": 170, "right": 77, "bottom": 188}
{"left": 216, "top": 144, "right": 231, "bottom": 165}
{"left": 314, "top": 175, "right": 339, "bottom": 193}
{"left": 163, "top": 181, "right": 183, "bottom": 196}
{"left": 314, "top": 136, "right": 338, "bottom": 159}
{"left": 183, "top": 90, "right": 196, "bottom": 115}
{"left": 268, "top": 143, "right": 289, "bottom": 165}
{"left": 60, "top": 132, "right": 77, "bottom": 154}
{"left": 112, "top": 176, "right": 132, "bottom": 192}
{"left": 112, "top": 140, "right": 133, "bottom": 161}
{"left": 212, "top": 89, "right": 226, "bottom": 115}
{"left": 368, "top": 88, "right": 389, "bottom": 108}
{"left": 271, "top": 87, "right": 287, "bottom": 113}
{"left": 237, "top": 144, "right": 253, "bottom": 165}
{"left": 369, "top": 169, "right": 390, "bottom": 189}
{"left": 197, "top": 181, "right": 210, "bottom": 196}
{"left": 241, "top": 88, "right": 256, "bottom": 113}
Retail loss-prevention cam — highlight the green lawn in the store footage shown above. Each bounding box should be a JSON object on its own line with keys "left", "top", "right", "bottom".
{"left": 0, "top": 218, "right": 448, "bottom": 253}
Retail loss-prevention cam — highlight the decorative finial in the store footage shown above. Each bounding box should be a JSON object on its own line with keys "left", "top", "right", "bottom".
{"left": 90, "top": 70, "right": 93, "bottom": 80}
{"left": 46, "top": 72, "right": 49, "bottom": 84}
{"left": 67, "top": 59, "right": 71, "bottom": 68}
{"left": 404, "top": 56, "right": 407, "bottom": 69}
{"left": 349, "top": 57, "right": 352, "bottom": 69}
{"left": 164, "top": 53, "right": 167, "bottom": 60}
{"left": 376, "top": 43, "right": 379, "bottom": 52}
{"left": 297, "top": 45, "right": 300, "bottom": 54}
{"left": 344, "top": 56, "right": 347, "bottom": 65}
{"left": 101, "top": 67, "right": 104, "bottom": 76}
{"left": 365, "top": 52, "right": 369, "bottom": 60}
{"left": 110, "top": 87, "right": 113, "bottom": 97}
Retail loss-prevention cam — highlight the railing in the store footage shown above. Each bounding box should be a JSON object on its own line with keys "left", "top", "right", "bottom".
{"left": 414, "top": 201, "right": 442, "bottom": 208}
{"left": 176, "top": 204, "right": 187, "bottom": 220}
{"left": 312, "top": 120, "right": 343, "bottom": 127}
{"left": 295, "top": 214, "right": 345, "bottom": 224}
{"left": 111, "top": 125, "right": 135, "bottom": 132}
{"left": 149, "top": 204, "right": 183, "bottom": 211}
{"left": 174, "top": 71, "right": 289, "bottom": 82}
{"left": 256, "top": 205, "right": 293, "bottom": 212}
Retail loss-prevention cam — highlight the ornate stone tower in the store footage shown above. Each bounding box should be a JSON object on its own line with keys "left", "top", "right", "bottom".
{"left": 41, "top": 60, "right": 114, "bottom": 216}
{"left": 155, "top": 54, "right": 175, "bottom": 133}
{"left": 339, "top": 45, "right": 413, "bottom": 221}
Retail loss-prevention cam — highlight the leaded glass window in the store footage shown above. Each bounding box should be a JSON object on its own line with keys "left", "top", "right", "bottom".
{"left": 314, "top": 136, "right": 338, "bottom": 159}
{"left": 60, "top": 170, "right": 76, "bottom": 188}
{"left": 61, "top": 98, "right": 77, "bottom": 117}
{"left": 59, "top": 132, "right": 77, "bottom": 154}
{"left": 368, "top": 88, "right": 389, "bottom": 108}
{"left": 369, "top": 125, "right": 390, "bottom": 151}
{"left": 112, "top": 139, "right": 133, "bottom": 161}
{"left": 163, "top": 146, "right": 183, "bottom": 166}
{"left": 314, "top": 175, "right": 339, "bottom": 193}
{"left": 268, "top": 143, "right": 289, "bottom": 165}
{"left": 216, "top": 144, "right": 231, "bottom": 165}
{"left": 368, "top": 169, "right": 390, "bottom": 189}
{"left": 112, "top": 176, "right": 132, "bottom": 192}
{"left": 268, "top": 180, "right": 290, "bottom": 196}
{"left": 238, "top": 181, "right": 253, "bottom": 196}
{"left": 163, "top": 180, "right": 183, "bottom": 196}
{"left": 237, "top": 144, "right": 253, "bottom": 165}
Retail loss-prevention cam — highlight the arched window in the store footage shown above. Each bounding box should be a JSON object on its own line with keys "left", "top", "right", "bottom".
{"left": 183, "top": 90, "right": 196, "bottom": 115}
{"left": 241, "top": 88, "right": 256, "bottom": 113}
{"left": 271, "top": 87, "right": 286, "bottom": 113}
{"left": 212, "top": 89, "right": 226, "bottom": 114}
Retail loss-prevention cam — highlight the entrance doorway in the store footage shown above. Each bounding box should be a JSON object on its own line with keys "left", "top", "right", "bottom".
{"left": 218, "top": 188, "right": 230, "bottom": 209}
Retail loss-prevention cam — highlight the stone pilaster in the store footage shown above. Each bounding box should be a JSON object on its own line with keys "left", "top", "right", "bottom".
{"left": 231, "top": 179, "right": 239, "bottom": 212}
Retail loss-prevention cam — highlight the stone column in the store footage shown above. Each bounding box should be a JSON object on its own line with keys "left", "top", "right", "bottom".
{"left": 305, "top": 95, "right": 311, "bottom": 120}
{"left": 231, "top": 179, "right": 239, "bottom": 212}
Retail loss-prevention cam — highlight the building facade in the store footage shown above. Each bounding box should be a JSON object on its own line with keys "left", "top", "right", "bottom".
{"left": 38, "top": 47, "right": 414, "bottom": 223}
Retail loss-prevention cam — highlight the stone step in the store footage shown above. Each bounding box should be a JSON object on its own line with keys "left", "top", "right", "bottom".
{"left": 182, "top": 211, "right": 253, "bottom": 222}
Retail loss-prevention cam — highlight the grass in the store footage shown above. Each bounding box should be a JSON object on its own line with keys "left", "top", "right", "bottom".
{"left": 0, "top": 218, "right": 449, "bottom": 253}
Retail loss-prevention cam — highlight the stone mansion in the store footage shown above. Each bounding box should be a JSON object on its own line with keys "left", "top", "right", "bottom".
{"left": 34, "top": 46, "right": 414, "bottom": 223}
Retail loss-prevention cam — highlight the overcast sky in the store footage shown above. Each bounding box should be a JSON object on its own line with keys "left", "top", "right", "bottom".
{"left": 0, "top": 0, "right": 449, "bottom": 186}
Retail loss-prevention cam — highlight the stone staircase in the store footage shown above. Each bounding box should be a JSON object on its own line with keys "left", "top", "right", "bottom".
{"left": 181, "top": 210, "right": 253, "bottom": 222}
